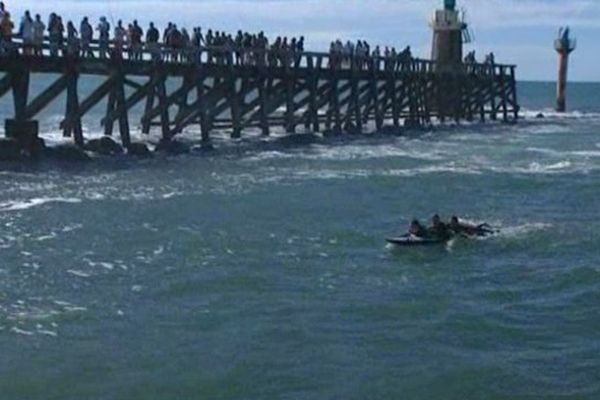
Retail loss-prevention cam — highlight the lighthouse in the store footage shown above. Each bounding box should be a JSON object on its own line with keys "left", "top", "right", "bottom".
{"left": 554, "top": 27, "right": 576, "bottom": 112}
{"left": 430, "top": 0, "right": 469, "bottom": 70}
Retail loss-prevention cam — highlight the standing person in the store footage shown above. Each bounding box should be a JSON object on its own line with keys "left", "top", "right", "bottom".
{"left": 32, "top": 14, "right": 45, "bottom": 56}
{"left": 54, "top": 16, "right": 65, "bottom": 56}
{"left": 0, "top": 2, "right": 7, "bottom": 20}
{"left": 47, "top": 13, "right": 59, "bottom": 57}
{"left": 97, "top": 16, "right": 110, "bottom": 59}
{"left": 19, "top": 11, "right": 34, "bottom": 55}
{"left": 205, "top": 29, "right": 213, "bottom": 63}
{"left": 145, "top": 22, "right": 159, "bottom": 61}
{"left": 126, "top": 23, "right": 134, "bottom": 59}
{"left": 192, "top": 27, "right": 203, "bottom": 47}
{"left": 180, "top": 28, "right": 191, "bottom": 62}
{"left": 0, "top": 11, "right": 13, "bottom": 55}
{"left": 66, "top": 21, "right": 79, "bottom": 56}
{"left": 191, "top": 27, "right": 203, "bottom": 62}
{"left": 80, "top": 17, "right": 93, "bottom": 58}
{"left": 130, "top": 20, "right": 143, "bottom": 60}
{"left": 168, "top": 25, "right": 182, "bottom": 62}
{"left": 113, "top": 20, "right": 126, "bottom": 58}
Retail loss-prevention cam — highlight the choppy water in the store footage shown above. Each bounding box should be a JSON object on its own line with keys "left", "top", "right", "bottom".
{"left": 1, "top": 82, "right": 600, "bottom": 399}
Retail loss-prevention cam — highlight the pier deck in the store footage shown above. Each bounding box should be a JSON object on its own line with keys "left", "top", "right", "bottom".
{"left": 0, "top": 39, "right": 519, "bottom": 151}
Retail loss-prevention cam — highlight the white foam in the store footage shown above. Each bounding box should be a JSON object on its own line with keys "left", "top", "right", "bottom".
{"left": 528, "top": 147, "right": 600, "bottom": 159}
{"left": 11, "top": 326, "right": 34, "bottom": 336}
{"left": 67, "top": 269, "right": 91, "bottom": 278}
{"left": 62, "top": 224, "right": 83, "bottom": 232}
{"left": 498, "top": 222, "right": 552, "bottom": 238}
{"left": 521, "top": 109, "right": 600, "bottom": 120}
{"left": 490, "top": 161, "right": 579, "bottom": 175}
{"left": 36, "top": 233, "right": 57, "bottom": 242}
{"left": 98, "top": 262, "right": 114, "bottom": 270}
{"left": 37, "top": 329, "right": 58, "bottom": 337}
{"left": 0, "top": 197, "right": 81, "bottom": 212}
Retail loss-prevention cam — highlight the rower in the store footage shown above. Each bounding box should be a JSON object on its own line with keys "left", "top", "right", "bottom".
{"left": 408, "top": 219, "right": 427, "bottom": 238}
{"left": 428, "top": 214, "right": 451, "bottom": 240}
{"left": 449, "top": 215, "right": 494, "bottom": 237}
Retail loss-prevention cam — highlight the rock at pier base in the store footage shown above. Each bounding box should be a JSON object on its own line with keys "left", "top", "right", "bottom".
{"left": 343, "top": 122, "right": 361, "bottom": 135}
{"left": 379, "top": 125, "right": 403, "bottom": 135}
{"left": 84, "top": 137, "right": 124, "bottom": 156}
{"left": 194, "top": 141, "right": 215, "bottom": 152}
{"left": 127, "top": 142, "right": 152, "bottom": 158}
{"left": 45, "top": 144, "right": 91, "bottom": 162}
{"left": 403, "top": 118, "right": 422, "bottom": 129}
{"left": 275, "top": 133, "right": 319, "bottom": 147}
{"left": 322, "top": 128, "right": 342, "bottom": 137}
{"left": 155, "top": 139, "right": 191, "bottom": 155}
{"left": 0, "top": 138, "right": 24, "bottom": 161}
{"left": 535, "top": 113, "right": 545, "bottom": 119}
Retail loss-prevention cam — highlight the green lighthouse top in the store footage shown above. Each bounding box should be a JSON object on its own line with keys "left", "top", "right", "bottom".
{"left": 444, "top": 0, "right": 456, "bottom": 11}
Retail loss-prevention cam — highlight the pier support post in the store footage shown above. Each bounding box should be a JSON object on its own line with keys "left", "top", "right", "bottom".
{"left": 104, "top": 88, "right": 116, "bottom": 137}
{"left": 510, "top": 66, "right": 519, "bottom": 120}
{"left": 115, "top": 75, "right": 131, "bottom": 148}
{"left": 285, "top": 65, "right": 296, "bottom": 134}
{"left": 258, "top": 75, "right": 270, "bottom": 136}
{"left": 65, "top": 72, "right": 84, "bottom": 147}
{"left": 328, "top": 76, "right": 342, "bottom": 134}
{"left": 196, "top": 68, "right": 211, "bottom": 142}
{"left": 7, "top": 65, "right": 39, "bottom": 153}
{"left": 370, "top": 60, "right": 383, "bottom": 131}
{"left": 350, "top": 59, "right": 362, "bottom": 133}
{"left": 306, "top": 56, "right": 320, "bottom": 133}
{"left": 227, "top": 53, "right": 242, "bottom": 139}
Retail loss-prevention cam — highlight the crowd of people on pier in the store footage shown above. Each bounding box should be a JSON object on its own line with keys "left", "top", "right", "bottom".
{"left": 328, "top": 40, "right": 413, "bottom": 69}
{"left": 0, "top": 5, "right": 415, "bottom": 70}
{"left": 464, "top": 50, "right": 496, "bottom": 65}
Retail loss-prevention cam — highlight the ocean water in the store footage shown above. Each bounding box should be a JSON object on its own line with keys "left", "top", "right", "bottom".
{"left": 1, "top": 81, "right": 600, "bottom": 399}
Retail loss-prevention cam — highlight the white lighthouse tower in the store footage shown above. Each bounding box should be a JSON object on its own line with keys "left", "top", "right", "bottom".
{"left": 430, "top": 0, "right": 469, "bottom": 69}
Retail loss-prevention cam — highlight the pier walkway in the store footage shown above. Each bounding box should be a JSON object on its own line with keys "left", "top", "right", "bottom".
{"left": 0, "top": 37, "right": 519, "bottom": 152}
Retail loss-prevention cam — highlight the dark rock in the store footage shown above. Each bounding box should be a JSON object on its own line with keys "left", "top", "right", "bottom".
{"left": 275, "top": 133, "right": 319, "bottom": 147}
{"left": 535, "top": 112, "right": 545, "bottom": 119}
{"left": 344, "top": 122, "right": 361, "bottom": 135}
{"left": 0, "top": 138, "right": 24, "bottom": 161}
{"left": 46, "top": 144, "right": 91, "bottom": 162}
{"left": 26, "top": 137, "right": 47, "bottom": 160}
{"left": 84, "top": 136, "right": 124, "bottom": 155}
{"left": 194, "top": 141, "right": 215, "bottom": 152}
{"left": 322, "top": 128, "right": 342, "bottom": 137}
{"left": 379, "top": 125, "right": 403, "bottom": 135}
{"left": 403, "top": 118, "right": 422, "bottom": 129}
{"left": 127, "top": 142, "right": 152, "bottom": 158}
{"left": 155, "top": 139, "right": 190, "bottom": 155}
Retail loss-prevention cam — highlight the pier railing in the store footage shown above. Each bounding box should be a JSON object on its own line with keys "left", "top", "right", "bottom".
{"left": 1, "top": 35, "right": 515, "bottom": 76}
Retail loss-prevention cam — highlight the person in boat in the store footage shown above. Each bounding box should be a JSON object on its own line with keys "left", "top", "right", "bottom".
{"left": 428, "top": 214, "right": 452, "bottom": 240}
{"left": 408, "top": 219, "right": 427, "bottom": 238}
{"left": 449, "top": 216, "right": 494, "bottom": 237}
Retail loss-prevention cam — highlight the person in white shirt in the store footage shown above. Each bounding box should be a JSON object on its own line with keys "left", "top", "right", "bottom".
{"left": 96, "top": 17, "right": 110, "bottom": 58}
{"left": 20, "top": 10, "right": 34, "bottom": 55}
{"left": 32, "top": 14, "right": 45, "bottom": 56}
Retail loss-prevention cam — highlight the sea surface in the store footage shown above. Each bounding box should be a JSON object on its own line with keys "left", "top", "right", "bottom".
{"left": 1, "top": 81, "right": 599, "bottom": 399}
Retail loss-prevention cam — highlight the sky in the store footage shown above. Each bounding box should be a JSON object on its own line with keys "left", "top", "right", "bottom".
{"left": 10, "top": 0, "right": 600, "bottom": 81}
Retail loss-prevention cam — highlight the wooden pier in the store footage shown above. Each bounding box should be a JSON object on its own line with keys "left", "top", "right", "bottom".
{"left": 0, "top": 39, "right": 519, "bottom": 154}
